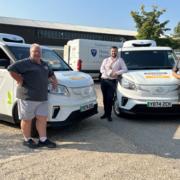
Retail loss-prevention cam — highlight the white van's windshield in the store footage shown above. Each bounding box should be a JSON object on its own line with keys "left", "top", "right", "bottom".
{"left": 7, "top": 46, "right": 71, "bottom": 71}
{"left": 121, "top": 50, "right": 176, "bottom": 70}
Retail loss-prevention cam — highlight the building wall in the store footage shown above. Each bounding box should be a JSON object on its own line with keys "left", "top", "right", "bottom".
{"left": 0, "top": 24, "right": 135, "bottom": 46}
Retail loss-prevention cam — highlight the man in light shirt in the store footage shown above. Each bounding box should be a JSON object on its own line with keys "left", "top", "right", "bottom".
{"left": 100, "top": 46, "right": 128, "bottom": 121}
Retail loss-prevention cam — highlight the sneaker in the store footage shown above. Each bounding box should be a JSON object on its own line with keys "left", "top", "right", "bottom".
{"left": 23, "top": 139, "right": 38, "bottom": 149}
{"left": 38, "top": 139, "right": 56, "bottom": 148}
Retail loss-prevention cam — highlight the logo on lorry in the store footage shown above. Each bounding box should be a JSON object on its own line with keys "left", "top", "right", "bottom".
{"left": 91, "top": 49, "right": 97, "bottom": 57}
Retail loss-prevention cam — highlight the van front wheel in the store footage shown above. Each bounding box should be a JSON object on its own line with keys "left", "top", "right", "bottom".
{"left": 13, "top": 103, "right": 20, "bottom": 125}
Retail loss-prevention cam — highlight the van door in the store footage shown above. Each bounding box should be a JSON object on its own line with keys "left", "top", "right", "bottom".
{"left": 0, "top": 47, "right": 14, "bottom": 117}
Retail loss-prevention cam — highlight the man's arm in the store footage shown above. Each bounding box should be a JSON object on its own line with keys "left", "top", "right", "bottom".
{"left": 47, "top": 63, "right": 58, "bottom": 89}
{"left": 111, "top": 59, "right": 128, "bottom": 77}
{"left": 172, "top": 63, "right": 180, "bottom": 79}
{"left": 172, "top": 71, "right": 180, "bottom": 79}
{"left": 9, "top": 71, "right": 23, "bottom": 85}
{"left": 100, "top": 59, "right": 107, "bottom": 74}
{"left": 100, "top": 58, "right": 113, "bottom": 77}
{"left": 115, "top": 59, "right": 128, "bottom": 75}
{"left": 8, "top": 61, "right": 24, "bottom": 85}
{"left": 49, "top": 75, "right": 58, "bottom": 89}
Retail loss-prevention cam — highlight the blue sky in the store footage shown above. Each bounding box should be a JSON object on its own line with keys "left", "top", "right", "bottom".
{"left": 0, "top": 0, "right": 179, "bottom": 34}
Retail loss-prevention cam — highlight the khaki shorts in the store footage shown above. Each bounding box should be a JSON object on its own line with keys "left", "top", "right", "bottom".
{"left": 17, "top": 99, "right": 48, "bottom": 120}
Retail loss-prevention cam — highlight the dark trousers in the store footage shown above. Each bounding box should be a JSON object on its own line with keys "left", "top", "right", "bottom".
{"left": 101, "top": 79, "right": 116, "bottom": 117}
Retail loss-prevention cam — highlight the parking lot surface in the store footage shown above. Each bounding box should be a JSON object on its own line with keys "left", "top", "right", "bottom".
{"left": 0, "top": 83, "right": 180, "bottom": 180}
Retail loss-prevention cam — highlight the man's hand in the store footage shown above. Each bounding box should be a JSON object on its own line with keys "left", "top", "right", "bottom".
{"left": 9, "top": 72, "right": 23, "bottom": 85}
{"left": 111, "top": 71, "right": 118, "bottom": 78}
{"left": 49, "top": 75, "right": 58, "bottom": 89}
{"left": 172, "top": 71, "right": 180, "bottom": 79}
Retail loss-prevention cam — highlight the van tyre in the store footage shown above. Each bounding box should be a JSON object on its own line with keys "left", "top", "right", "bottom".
{"left": 13, "top": 103, "right": 20, "bottom": 125}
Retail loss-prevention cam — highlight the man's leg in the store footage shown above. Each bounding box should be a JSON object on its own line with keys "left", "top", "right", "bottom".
{"left": 21, "top": 119, "right": 37, "bottom": 148}
{"left": 36, "top": 115, "right": 47, "bottom": 139}
{"left": 21, "top": 119, "right": 32, "bottom": 140}
{"left": 36, "top": 115, "right": 56, "bottom": 148}
{"left": 18, "top": 99, "right": 37, "bottom": 148}
{"left": 35, "top": 102, "right": 56, "bottom": 148}
{"left": 101, "top": 80, "right": 108, "bottom": 117}
{"left": 106, "top": 81, "right": 116, "bottom": 120}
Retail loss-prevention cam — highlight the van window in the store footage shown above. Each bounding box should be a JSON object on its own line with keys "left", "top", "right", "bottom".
{"left": 0, "top": 48, "right": 10, "bottom": 68}
{"left": 121, "top": 50, "right": 175, "bottom": 70}
{"left": 7, "top": 46, "right": 71, "bottom": 71}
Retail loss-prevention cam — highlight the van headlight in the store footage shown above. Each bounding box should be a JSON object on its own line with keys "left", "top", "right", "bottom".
{"left": 121, "top": 78, "right": 137, "bottom": 90}
{"left": 48, "top": 84, "right": 70, "bottom": 96}
{"left": 71, "top": 85, "right": 96, "bottom": 97}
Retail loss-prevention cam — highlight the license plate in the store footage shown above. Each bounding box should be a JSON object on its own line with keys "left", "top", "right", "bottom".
{"left": 147, "top": 101, "right": 172, "bottom": 108}
{"left": 80, "top": 103, "right": 94, "bottom": 112}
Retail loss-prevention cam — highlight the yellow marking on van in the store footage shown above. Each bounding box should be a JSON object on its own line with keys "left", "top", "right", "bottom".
{"left": 145, "top": 75, "right": 171, "bottom": 79}
{"left": 7, "top": 91, "right": 12, "bottom": 105}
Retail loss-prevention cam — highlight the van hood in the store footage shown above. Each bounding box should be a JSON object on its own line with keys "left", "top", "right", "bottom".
{"left": 54, "top": 71, "right": 94, "bottom": 87}
{"left": 122, "top": 69, "right": 180, "bottom": 85}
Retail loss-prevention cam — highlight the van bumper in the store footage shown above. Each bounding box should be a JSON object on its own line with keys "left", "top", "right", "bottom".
{"left": 47, "top": 104, "right": 98, "bottom": 127}
{"left": 121, "top": 104, "right": 180, "bottom": 115}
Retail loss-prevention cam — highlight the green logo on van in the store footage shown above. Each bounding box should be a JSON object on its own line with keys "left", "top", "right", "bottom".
{"left": 7, "top": 91, "right": 12, "bottom": 105}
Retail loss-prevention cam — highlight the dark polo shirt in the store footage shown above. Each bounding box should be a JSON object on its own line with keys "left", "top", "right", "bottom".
{"left": 8, "top": 58, "right": 54, "bottom": 101}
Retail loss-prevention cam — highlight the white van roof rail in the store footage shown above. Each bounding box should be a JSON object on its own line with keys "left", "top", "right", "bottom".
{"left": 123, "top": 40, "right": 156, "bottom": 48}
{"left": 0, "top": 33, "right": 25, "bottom": 43}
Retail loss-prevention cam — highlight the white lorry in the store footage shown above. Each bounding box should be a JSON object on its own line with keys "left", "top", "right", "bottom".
{"left": 113, "top": 40, "right": 180, "bottom": 116}
{"left": 0, "top": 34, "right": 98, "bottom": 128}
{"left": 64, "top": 39, "right": 123, "bottom": 79}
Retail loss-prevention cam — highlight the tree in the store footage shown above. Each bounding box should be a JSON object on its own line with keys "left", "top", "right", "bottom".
{"left": 156, "top": 38, "right": 180, "bottom": 49}
{"left": 131, "top": 5, "right": 170, "bottom": 40}
{"left": 174, "top": 22, "right": 180, "bottom": 38}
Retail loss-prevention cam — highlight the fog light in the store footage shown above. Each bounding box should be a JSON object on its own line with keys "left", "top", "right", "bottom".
{"left": 52, "top": 106, "right": 60, "bottom": 119}
{"left": 121, "top": 97, "right": 128, "bottom": 106}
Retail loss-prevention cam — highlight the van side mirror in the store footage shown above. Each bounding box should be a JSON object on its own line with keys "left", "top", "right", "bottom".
{"left": 0, "top": 59, "right": 10, "bottom": 68}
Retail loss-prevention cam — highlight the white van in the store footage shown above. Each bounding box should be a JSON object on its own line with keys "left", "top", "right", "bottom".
{"left": 113, "top": 40, "right": 180, "bottom": 116}
{"left": 0, "top": 39, "right": 98, "bottom": 127}
{"left": 0, "top": 33, "right": 25, "bottom": 43}
{"left": 64, "top": 39, "right": 123, "bottom": 79}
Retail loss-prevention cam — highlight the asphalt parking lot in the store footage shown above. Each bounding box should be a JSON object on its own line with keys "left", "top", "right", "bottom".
{"left": 0, "top": 82, "right": 180, "bottom": 180}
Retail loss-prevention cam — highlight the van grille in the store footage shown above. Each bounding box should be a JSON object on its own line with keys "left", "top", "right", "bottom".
{"left": 138, "top": 85, "right": 179, "bottom": 97}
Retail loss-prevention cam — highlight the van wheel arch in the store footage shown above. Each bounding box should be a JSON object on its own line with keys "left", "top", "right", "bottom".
{"left": 12, "top": 101, "right": 20, "bottom": 124}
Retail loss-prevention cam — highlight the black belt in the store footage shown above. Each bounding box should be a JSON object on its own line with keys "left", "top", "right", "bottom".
{"left": 102, "top": 79, "right": 117, "bottom": 82}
